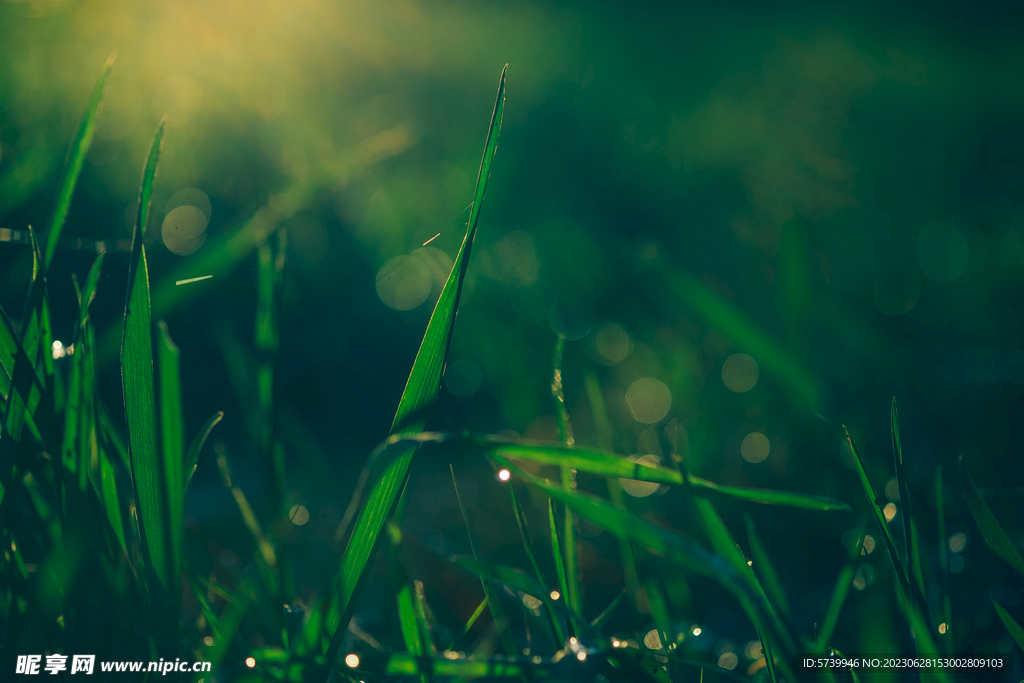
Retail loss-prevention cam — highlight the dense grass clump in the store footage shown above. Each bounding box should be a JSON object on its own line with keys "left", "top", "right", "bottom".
{"left": 2, "top": 61, "right": 1024, "bottom": 683}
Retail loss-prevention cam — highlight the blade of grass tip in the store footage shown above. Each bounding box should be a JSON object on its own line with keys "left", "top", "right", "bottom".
{"left": 959, "top": 455, "right": 1024, "bottom": 576}
{"left": 744, "top": 514, "right": 792, "bottom": 621}
{"left": 548, "top": 497, "right": 573, "bottom": 637}
{"left": 42, "top": 55, "right": 114, "bottom": 271}
{"left": 584, "top": 373, "right": 643, "bottom": 610}
{"left": 156, "top": 322, "right": 185, "bottom": 602}
{"left": 507, "top": 481, "right": 565, "bottom": 645}
{"left": 447, "top": 596, "right": 489, "bottom": 651}
{"left": 184, "top": 411, "right": 224, "bottom": 493}
{"left": 814, "top": 514, "right": 868, "bottom": 653}
{"left": 451, "top": 465, "right": 516, "bottom": 655}
{"left": 121, "top": 117, "right": 179, "bottom": 652}
{"left": 843, "top": 427, "right": 912, "bottom": 600}
{"left": 935, "top": 466, "right": 952, "bottom": 651}
{"left": 993, "top": 600, "right": 1024, "bottom": 652}
{"left": 324, "top": 65, "right": 506, "bottom": 666}
{"left": 551, "top": 335, "right": 582, "bottom": 627}
{"left": 891, "top": 399, "right": 928, "bottom": 614}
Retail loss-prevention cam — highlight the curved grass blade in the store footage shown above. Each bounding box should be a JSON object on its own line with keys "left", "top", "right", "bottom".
{"left": 451, "top": 465, "right": 516, "bottom": 655}
{"left": 43, "top": 56, "right": 114, "bottom": 271}
{"left": 482, "top": 438, "right": 849, "bottom": 511}
{"left": 993, "top": 600, "right": 1024, "bottom": 652}
{"left": 214, "top": 447, "right": 278, "bottom": 590}
{"left": 744, "top": 514, "right": 792, "bottom": 621}
{"left": 184, "top": 411, "right": 223, "bottom": 493}
{"left": 551, "top": 336, "right": 582, "bottom": 626}
{"left": 447, "top": 596, "right": 489, "bottom": 651}
{"left": 324, "top": 65, "right": 507, "bottom": 664}
{"left": 960, "top": 455, "right": 1024, "bottom": 576}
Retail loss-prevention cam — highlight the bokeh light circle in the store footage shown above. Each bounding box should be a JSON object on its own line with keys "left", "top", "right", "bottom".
{"left": 162, "top": 205, "right": 208, "bottom": 255}
{"left": 722, "top": 354, "right": 759, "bottom": 393}
{"left": 618, "top": 454, "right": 662, "bottom": 498}
{"left": 625, "top": 378, "right": 672, "bottom": 424}
{"left": 740, "top": 432, "right": 770, "bottom": 463}
{"left": 444, "top": 359, "right": 483, "bottom": 397}
{"left": 376, "top": 255, "right": 432, "bottom": 310}
{"left": 592, "top": 323, "right": 632, "bottom": 366}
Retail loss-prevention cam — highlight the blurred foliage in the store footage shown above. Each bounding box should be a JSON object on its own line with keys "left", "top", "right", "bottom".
{"left": 3, "top": 0, "right": 1024, "bottom": 679}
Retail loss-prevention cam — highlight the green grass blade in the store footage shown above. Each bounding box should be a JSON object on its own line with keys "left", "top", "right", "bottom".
{"left": 99, "top": 447, "right": 127, "bottom": 554}
{"left": 214, "top": 448, "right": 278, "bottom": 588}
{"left": 744, "top": 514, "right": 792, "bottom": 620}
{"left": 43, "top": 55, "right": 113, "bottom": 271}
{"left": 959, "top": 455, "right": 1024, "bottom": 576}
{"left": 844, "top": 427, "right": 912, "bottom": 599}
{"left": 121, "top": 118, "right": 176, "bottom": 650}
{"left": 480, "top": 438, "right": 849, "bottom": 511}
{"left": 451, "top": 465, "right": 516, "bottom": 655}
{"left": 447, "top": 596, "right": 488, "bottom": 651}
{"left": 891, "top": 399, "right": 927, "bottom": 609}
{"left": 993, "top": 600, "right": 1024, "bottom": 652}
{"left": 588, "top": 587, "right": 627, "bottom": 632}
{"left": 814, "top": 515, "right": 868, "bottom": 652}
{"left": 935, "top": 466, "right": 952, "bottom": 651}
{"left": 507, "top": 481, "right": 564, "bottom": 645}
{"left": 256, "top": 233, "right": 285, "bottom": 513}
{"left": 324, "top": 65, "right": 506, "bottom": 663}
{"left": 156, "top": 322, "right": 185, "bottom": 596}
{"left": 184, "top": 411, "right": 224, "bottom": 493}
{"left": 548, "top": 497, "right": 573, "bottom": 635}
{"left": 551, "top": 336, "right": 582, "bottom": 626}
{"left": 894, "top": 584, "right": 950, "bottom": 683}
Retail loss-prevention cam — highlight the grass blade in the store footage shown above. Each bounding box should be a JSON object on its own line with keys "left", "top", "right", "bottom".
{"left": 451, "top": 465, "right": 516, "bottom": 655}
{"left": 481, "top": 438, "right": 849, "bottom": 511}
{"left": 214, "top": 448, "right": 278, "bottom": 588}
{"left": 156, "top": 322, "right": 185, "bottom": 599}
{"left": 813, "top": 515, "right": 868, "bottom": 652}
{"left": 43, "top": 55, "right": 114, "bottom": 270}
{"left": 447, "top": 596, "right": 488, "bottom": 651}
{"left": 507, "top": 481, "right": 565, "bottom": 645}
{"left": 993, "top": 600, "right": 1024, "bottom": 652}
{"left": 548, "top": 497, "right": 573, "bottom": 635}
{"left": 891, "top": 399, "right": 927, "bottom": 610}
{"left": 843, "top": 428, "right": 912, "bottom": 599}
{"left": 121, "top": 118, "right": 180, "bottom": 653}
{"left": 324, "top": 65, "right": 506, "bottom": 663}
{"left": 935, "top": 466, "right": 952, "bottom": 651}
{"left": 959, "top": 455, "right": 1024, "bottom": 576}
{"left": 184, "top": 411, "right": 224, "bottom": 493}
{"left": 551, "top": 336, "right": 582, "bottom": 626}
{"left": 744, "top": 514, "right": 792, "bottom": 621}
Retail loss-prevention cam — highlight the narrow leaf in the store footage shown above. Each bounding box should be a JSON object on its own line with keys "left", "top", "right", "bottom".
{"left": 156, "top": 321, "right": 185, "bottom": 596}
{"left": 960, "top": 455, "right": 1024, "bottom": 576}
{"left": 993, "top": 601, "right": 1024, "bottom": 653}
{"left": 184, "top": 411, "right": 224, "bottom": 493}
{"left": 324, "top": 65, "right": 506, "bottom": 661}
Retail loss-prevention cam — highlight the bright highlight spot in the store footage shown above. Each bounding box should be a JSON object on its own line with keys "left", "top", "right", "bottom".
{"left": 289, "top": 505, "right": 310, "bottom": 526}
{"left": 862, "top": 535, "right": 876, "bottom": 555}
{"left": 740, "top": 432, "right": 770, "bottom": 463}
{"left": 592, "top": 323, "right": 633, "bottom": 366}
{"left": 498, "top": 469, "right": 511, "bottom": 481}
{"left": 245, "top": 657, "right": 256, "bottom": 669}
{"left": 692, "top": 627, "right": 702, "bottom": 636}
{"left": 576, "top": 651, "right": 587, "bottom": 661}
{"left": 883, "top": 503, "right": 897, "bottom": 522}
{"left": 162, "top": 204, "right": 209, "bottom": 256}
{"left": 938, "top": 623, "right": 948, "bottom": 634}
{"left": 569, "top": 637, "right": 577, "bottom": 645}
{"left": 625, "top": 377, "right": 672, "bottom": 423}
{"left": 345, "top": 654, "right": 360, "bottom": 668}
{"left": 949, "top": 532, "right": 967, "bottom": 553}
{"left": 203, "top": 636, "right": 214, "bottom": 646}
{"left": 51, "top": 340, "right": 66, "bottom": 359}
{"left": 521, "top": 594, "right": 541, "bottom": 610}
{"left": 618, "top": 454, "right": 662, "bottom": 498}
{"left": 722, "top": 354, "right": 759, "bottom": 392}
{"left": 550, "top": 590, "right": 561, "bottom": 601}
{"left": 611, "top": 639, "right": 621, "bottom": 648}
{"left": 644, "top": 630, "right": 662, "bottom": 650}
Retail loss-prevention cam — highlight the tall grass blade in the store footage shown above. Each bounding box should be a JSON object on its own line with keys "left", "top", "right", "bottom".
{"left": 993, "top": 600, "right": 1024, "bottom": 652}
{"left": 451, "top": 465, "right": 516, "bottom": 655}
{"left": 891, "top": 399, "right": 927, "bottom": 608}
{"left": 507, "top": 481, "right": 564, "bottom": 644}
{"left": 935, "top": 466, "right": 952, "bottom": 651}
{"left": 548, "top": 497, "right": 573, "bottom": 636}
{"left": 843, "top": 428, "right": 912, "bottom": 599}
{"left": 959, "top": 455, "right": 1024, "bottom": 576}
{"left": 121, "top": 118, "right": 175, "bottom": 650}
{"left": 184, "top": 411, "right": 223, "bottom": 493}
{"left": 744, "top": 515, "right": 792, "bottom": 620}
{"left": 214, "top": 448, "right": 278, "bottom": 592}
{"left": 447, "top": 596, "right": 488, "bottom": 651}
{"left": 42, "top": 56, "right": 114, "bottom": 270}
{"left": 324, "top": 65, "right": 506, "bottom": 664}
{"left": 814, "top": 515, "right": 868, "bottom": 652}
{"left": 156, "top": 322, "right": 185, "bottom": 597}
{"left": 551, "top": 335, "right": 582, "bottom": 626}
